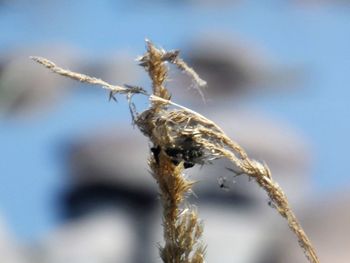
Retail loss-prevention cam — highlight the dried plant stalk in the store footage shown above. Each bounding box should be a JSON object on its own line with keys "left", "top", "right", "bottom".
{"left": 31, "top": 40, "right": 320, "bottom": 263}
{"left": 29, "top": 56, "right": 147, "bottom": 96}
{"left": 139, "top": 41, "right": 205, "bottom": 263}
{"left": 150, "top": 151, "right": 205, "bottom": 263}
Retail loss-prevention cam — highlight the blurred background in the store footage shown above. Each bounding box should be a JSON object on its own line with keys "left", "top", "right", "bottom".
{"left": 0, "top": 1, "right": 350, "bottom": 262}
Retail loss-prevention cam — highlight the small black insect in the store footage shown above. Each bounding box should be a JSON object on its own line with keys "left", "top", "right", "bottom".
{"left": 165, "top": 136, "right": 203, "bottom": 169}
{"left": 267, "top": 199, "right": 276, "bottom": 209}
{"left": 217, "top": 176, "right": 230, "bottom": 191}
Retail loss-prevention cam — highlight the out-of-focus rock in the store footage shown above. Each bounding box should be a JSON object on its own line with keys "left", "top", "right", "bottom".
{"left": 0, "top": 45, "right": 78, "bottom": 119}
{"left": 34, "top": 212, "right": 137, "bottom": 263}
{"left": 282, "top": 190, "right": 350, "bottom": 263}
{"left": 169, "top": 34, "right": 301, "bottom": 104}
{"left": 0, "top": 216, "right": 26, "bottom": 263}
{"left": 66, "top": 127, "right": 154, "bottom": 193}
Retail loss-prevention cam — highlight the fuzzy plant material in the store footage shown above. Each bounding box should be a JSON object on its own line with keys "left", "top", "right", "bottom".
{"left": 31, "top": 40, "right": 320, "bottom": 263}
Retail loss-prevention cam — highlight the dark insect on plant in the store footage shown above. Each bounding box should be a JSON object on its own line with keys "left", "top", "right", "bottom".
{"left": 164, "top": 136, "right": 203, "bottom": 169}
{"left": 268, "top": 199, "right": 277, "bottom": 209}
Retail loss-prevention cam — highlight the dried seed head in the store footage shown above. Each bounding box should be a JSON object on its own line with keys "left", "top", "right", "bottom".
{"left": 136, "top": 107, "right": 231, "bottom": 168}
{"left": 31, "top": 40, "right": 319, "bottom": 263}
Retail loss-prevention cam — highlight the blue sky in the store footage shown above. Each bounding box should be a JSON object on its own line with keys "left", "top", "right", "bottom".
{"left": 0, "top": 0, "right": 349, "bottom": 240}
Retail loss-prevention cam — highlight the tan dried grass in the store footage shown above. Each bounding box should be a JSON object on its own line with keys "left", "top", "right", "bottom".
{"left": 31, "top": 40, "right": 319, "bottom": 263}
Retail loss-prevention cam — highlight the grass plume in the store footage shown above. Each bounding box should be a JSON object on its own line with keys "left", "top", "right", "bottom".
{"left": 31, "top": 40, "right": 320, "bottom": 263}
